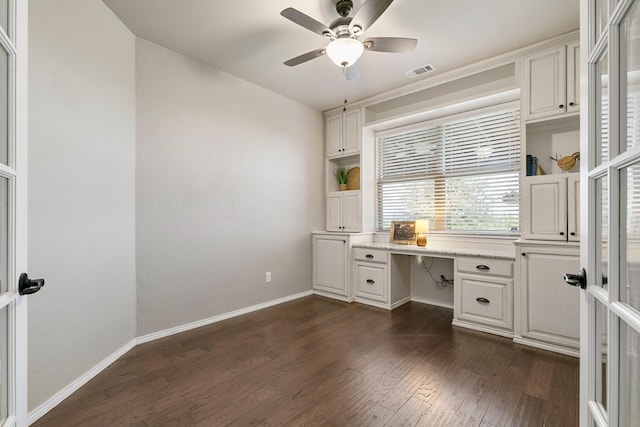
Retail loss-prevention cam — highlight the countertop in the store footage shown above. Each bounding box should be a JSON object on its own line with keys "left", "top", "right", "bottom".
{"left": 352, "top": 242, "right": 516, "bottom": 260}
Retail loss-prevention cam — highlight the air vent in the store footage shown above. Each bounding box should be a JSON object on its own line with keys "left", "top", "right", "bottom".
{"left": 405, "top": 64, "right": 436, "bottom": 78}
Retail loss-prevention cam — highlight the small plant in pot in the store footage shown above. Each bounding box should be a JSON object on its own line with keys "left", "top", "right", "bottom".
{"left": 335, "top": 167, "right": 348, "bottom": 191}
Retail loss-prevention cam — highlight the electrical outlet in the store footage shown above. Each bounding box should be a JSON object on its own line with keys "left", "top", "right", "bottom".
{"left": 265, "top": 272, "right": 271, "bottom": 283}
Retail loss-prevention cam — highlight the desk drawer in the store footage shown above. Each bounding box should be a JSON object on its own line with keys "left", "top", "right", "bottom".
{"left": 355, "top": 263, "right": 387, "bottom": 302}
{"left": 459, "top": 276, "right": 511, "bottom": 329}
{"left": 354, "top": 248, "right": 388, "bottom": 264}
{"left": 457, "top": 257, "right": 513, "bottom": 278}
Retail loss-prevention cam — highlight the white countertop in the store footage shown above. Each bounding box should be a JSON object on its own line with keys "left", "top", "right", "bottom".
{"left": 352, "top": 242, "right": 515, "bottom": 260}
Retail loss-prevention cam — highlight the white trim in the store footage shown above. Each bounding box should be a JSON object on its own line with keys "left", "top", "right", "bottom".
{"left": 27, "top": 340, "right": 136, "bottom": 425}
{"left": 312, "top": 290, "right": 353, "bottom": 303}
{"left": 513, "top": 336, "right": 580, "bottom": 357}
{"left": 410, "top": 297, "right": 453, "bottom": 310}
{"left": 136, "top": 290, "right": 313, "bottom": 344}
{"left": 452, "top": 319, "right": 514, "bottom": 339}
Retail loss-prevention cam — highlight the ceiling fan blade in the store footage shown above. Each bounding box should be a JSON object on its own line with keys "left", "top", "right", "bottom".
{"left": 363, "top": 37, "right": 418, "bottom": 53}
{"left": 349, "top": 0, "right": 393, "bottom": 33}
{"left": 280, "top": 8, "right": 335, "bottom": 38}
{"left": 284, "top": 47, "right": 326, "bottom": 67}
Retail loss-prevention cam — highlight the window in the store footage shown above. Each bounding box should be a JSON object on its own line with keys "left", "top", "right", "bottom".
{"left": 376, "top": 103, "right": 521, "bottom": 233}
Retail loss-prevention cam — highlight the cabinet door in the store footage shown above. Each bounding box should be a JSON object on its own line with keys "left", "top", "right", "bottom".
{"left": 520, "top": 250, "right": 580, "bottom": 349}
{"left": 355, "top": 263, "right": 387, "bottom": 303}
{"left": 342, "top": 109, "right": 360, "bottom": 155}
{"left": 566, "top": 42, "right": 580, "bottom": 114}
{"left": 523, "top": 176, "right": 567, "bottom": 241}
{"left": 341, "top": 191, "right": 361, "bottom": 232}
{"left": 525, "top": 46, "right": 567, "bottom": 120}
{"left": 458, "top": 275, "right": 512, "bottom": 330}
{"left": 567, "top": 174, "right": 580, "bottom": 241}
{"left": 326, "top": 114, "right": 342, "bottom": 158}
{"left": 313, "top": 236, "right": 347, "bottom": 296}
{"left": 326, "top": 193, "right": 343, "bottom": 231}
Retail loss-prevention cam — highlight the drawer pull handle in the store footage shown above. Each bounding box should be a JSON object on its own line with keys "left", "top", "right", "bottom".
{"left": 476, "top": 265, "right": 490, "bottom": 271}
{"left": 366, "top": 254, "right": 374, "bottom": 259}
{"left": 476, "top": 297, "right": 490, "bottom": 304}
{"left": 366, "top": 279, "right": 375, "bottom": 284}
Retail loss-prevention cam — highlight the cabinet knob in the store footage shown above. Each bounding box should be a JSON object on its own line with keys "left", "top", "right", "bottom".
{"left": 366, "top": 254, "right": 374, "bottom": 259}
{"left": 521, "top": 252, "right": 527, "bottom": 256}
{"left": 366, "top": 279, "right": 375, "bottom": 284}
{"left": 559, "top": 104, "right": 565, "bottom": 108}
{"left": 570, "top": 232, "right": 576, "bottom": 236}
{"left": 569, "top": 102, "right": 575, "bottom": 106}
{"left": 476, "top": 297, "right": 490, "bottom": 304}
{"left": 475, "top": 265, "right": 490, "bottom": 271}
{"left": 560, "top": 231, "right": 565, "bottom": 236}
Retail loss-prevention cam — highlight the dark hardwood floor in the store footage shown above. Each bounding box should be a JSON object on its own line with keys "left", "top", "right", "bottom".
{"left": 33, "top": 296, "right": 579, "bottom": 426}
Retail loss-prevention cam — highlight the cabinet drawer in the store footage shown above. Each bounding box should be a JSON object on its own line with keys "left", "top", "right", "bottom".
{"left": 353, "top": 248, "right": 388, "bottom": 264}
{"left": 459, "top": 277, "right": 511, "bottom": 329}
{"left": 355, "top": 263, "right": 386, "bottom": 302}
{"left": 457, "top": 257, "right": 513, "bottom": 278}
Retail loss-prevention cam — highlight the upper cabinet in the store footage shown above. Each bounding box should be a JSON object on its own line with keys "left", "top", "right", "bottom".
{"left": 522, "top": 173, "right": 579, "bottom": 241}
{"left": 326, "top": 109, "right": 361, "bottom": 158}
{"left": 524, "top": 43, "right": 580, "bottom": 121}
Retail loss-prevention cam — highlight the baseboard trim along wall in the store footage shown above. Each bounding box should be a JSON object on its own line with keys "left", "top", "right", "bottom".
{"left": 28, "top": 339, "right": 137, "bottom": 425}
{"left": 136, "top": 290, "right": 313, "bottom": 344}
{"left": 411, "top": 296, "right": 454, "bottom": 310}
{"left": 27, "top": 290, "right": 313, "bottom": 424}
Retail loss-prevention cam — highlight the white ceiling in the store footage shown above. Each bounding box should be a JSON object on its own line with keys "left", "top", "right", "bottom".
{"left": 103, "top": 0, "right": 579, "bottom": 112}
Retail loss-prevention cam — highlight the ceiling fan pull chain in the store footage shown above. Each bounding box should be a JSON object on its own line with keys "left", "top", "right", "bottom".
{"left": 343, "top": 66, "right": 348, "bottom": 112}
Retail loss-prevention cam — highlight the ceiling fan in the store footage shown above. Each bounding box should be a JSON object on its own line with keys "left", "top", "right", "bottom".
{"left": 281, "top": 0, "right": 417, "bottom": 71}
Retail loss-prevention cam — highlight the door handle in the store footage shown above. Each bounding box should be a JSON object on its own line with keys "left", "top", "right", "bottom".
{"left": 563, "top": 268, "right": 587, "bottom": 290}
{"left": 19, "top": 273, "right": 45, "bottom": 295}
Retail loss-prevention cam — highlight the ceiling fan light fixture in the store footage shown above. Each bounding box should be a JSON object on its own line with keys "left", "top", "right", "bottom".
{"left": 325, "top": 38, "right": 364, "bottom": 67}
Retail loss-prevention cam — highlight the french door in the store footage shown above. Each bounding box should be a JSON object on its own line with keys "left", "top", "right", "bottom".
{"left": 580, "top": 0, "right": 640, "bottom": 425}
{"left": 0, "top": 0, "right": 28, "bottom": 426}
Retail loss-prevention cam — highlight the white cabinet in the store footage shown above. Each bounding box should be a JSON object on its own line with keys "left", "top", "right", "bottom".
{"left": 326, "top": 109, "right": 360, "bottom": 158}
{"left": 523, "top": 174, "right": 579, "bottom": 241}
{"left": 453, "top": 257, "right": 514, "bottom": 337}
{"left": 326, "top": 191, "right": 360, "bottom": 232}
{"left": 514, "top": 242, "right": 580, "bottom": 355}
{"left": 353, "top": 248, "right": 410, "bottom": 310}
{"left": 312, "top": 233, "right": 373, "bottom": 301}
{"left": 524, "top": 43, "right": 579, "bottom": 121}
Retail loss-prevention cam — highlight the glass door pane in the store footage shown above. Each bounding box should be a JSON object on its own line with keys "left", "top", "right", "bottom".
{"left": 619, "top": 322, "right": 640, "bottom": 425}
{"left": 622, "top": 164, "right": 640, "bottom": 311}
{"left": 0, "top": 307, "right": 7, "bottom": 420}
{"left": 622, "top": 1, "right": 640, "bottom": 154}
{"left": 595, "top": 0, "right": 610, "bottom": 39}
{"left": 0, "top": 43, "right": 7, "bottom": 166}
{"left": 596, "top": 175, "right": 609, "bottom": 288}
{"left": 596, "top": 53, "right": 610, "bottom": 166}
{"left": 596, "top": 300, "right": 609, "bottom": 410}
{"left": 0, "top": 0, "right": 6, "bottom": 37}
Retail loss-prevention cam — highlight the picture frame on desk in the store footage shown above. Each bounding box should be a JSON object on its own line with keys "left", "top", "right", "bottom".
{"left": 389, "top": 221, "right": 416, "bottom": 245}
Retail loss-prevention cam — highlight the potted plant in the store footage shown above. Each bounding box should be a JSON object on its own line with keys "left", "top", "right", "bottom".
{"left": 335, "top": 167, "right": 348, "bottom": 191}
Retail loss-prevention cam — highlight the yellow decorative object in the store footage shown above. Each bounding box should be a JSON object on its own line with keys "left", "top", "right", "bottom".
{"left": 551, "top": 152, "right": 580, "bottom": 172}
{"left": 415, "top": 220, "right": 429, "bottom": 247}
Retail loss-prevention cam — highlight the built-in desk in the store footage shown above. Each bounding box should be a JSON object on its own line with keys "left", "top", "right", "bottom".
{"left": 351, "top": 242, "right": 516, "bottom": 338}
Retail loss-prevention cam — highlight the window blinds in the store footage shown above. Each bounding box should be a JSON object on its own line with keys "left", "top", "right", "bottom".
{"left": 376, "top": 105, "right": 521, "bottom": 233}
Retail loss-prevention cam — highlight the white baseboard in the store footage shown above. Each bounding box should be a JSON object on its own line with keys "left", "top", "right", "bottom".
{"left": 28, "top": 290, "right": 313, "bottom": 425}
{"left": 410, "top": 296, "right": 454, "bottom": 310}
{"left": 28, "top": 339, "right": 136, "bottom": 425}
{"left": 136, "top": 290, "right": 313, "bottom": 344}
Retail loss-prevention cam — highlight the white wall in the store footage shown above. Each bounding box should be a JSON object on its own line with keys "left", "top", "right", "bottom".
{"left": 135, "top": 39, "right": 324, "bottom": 336}
{"left": 410, "top": 256, "right": 455, "bottom": 307}
{"left": 28, "top": 0, "right": 136, "bottom": 411}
